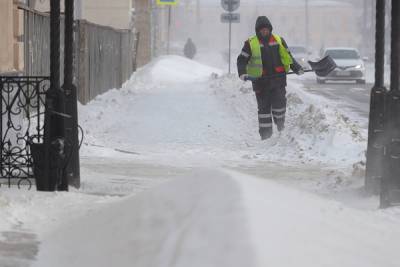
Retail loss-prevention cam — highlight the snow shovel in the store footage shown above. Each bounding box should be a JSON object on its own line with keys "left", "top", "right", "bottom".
{"left": 307, "top": 55, "right": 337, "bottom": 77}
{"left": 245, "top": 55, "right": 337, "bottom": 82}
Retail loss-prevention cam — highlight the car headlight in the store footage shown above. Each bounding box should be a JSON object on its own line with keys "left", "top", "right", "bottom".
{"left": 354, "top": 64, "right": 363, "bottom": 69}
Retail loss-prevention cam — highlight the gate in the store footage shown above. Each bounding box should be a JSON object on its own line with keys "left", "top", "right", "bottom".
{"left": 0, "top": 76, "right": 49, "bottom": 188}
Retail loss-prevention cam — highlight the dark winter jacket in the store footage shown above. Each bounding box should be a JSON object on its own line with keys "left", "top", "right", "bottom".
{"left": 184, "top": 38, "right": 197, "bottom": 59}
{"left": 237, "top": 16, "right": 303, "bottom": 88}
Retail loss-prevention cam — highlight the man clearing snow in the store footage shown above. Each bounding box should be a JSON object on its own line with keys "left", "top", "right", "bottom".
{"left": 237, "top": 16, "right": 304, "bottom": 140}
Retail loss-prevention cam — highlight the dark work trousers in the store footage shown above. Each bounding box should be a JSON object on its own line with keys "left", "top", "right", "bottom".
{"left": 253, "top": 83, "right": 287, "bottom": 139}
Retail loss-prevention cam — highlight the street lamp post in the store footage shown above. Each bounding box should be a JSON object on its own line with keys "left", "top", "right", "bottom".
{"left": 64, "top": 0, "right": 81, "bottom": 188}
{"left": 42, "top": 0, "right": 66, "bottom": 191}
{"left": 40, "top": 0, "right": 78, "bottom": 191}
{"left": 305, "top": 0, "right": 309, "bottom": 52}
{"left": 365, "top": 0, "right": 386, "bottom": 194}
{"left": 381, "top": 0, "right": 400, "bottom": 208}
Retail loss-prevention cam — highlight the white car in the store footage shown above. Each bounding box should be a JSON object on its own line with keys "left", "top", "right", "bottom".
{"left": 317, "top": 47, "right": 366, "bottom": 84}
{"left": 288, "top": 45, "right": 311, "bottom": 69}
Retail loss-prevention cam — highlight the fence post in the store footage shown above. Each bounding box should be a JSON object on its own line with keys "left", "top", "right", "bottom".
{"left": 77, "top": 20, "right": 89, "bottom": 104}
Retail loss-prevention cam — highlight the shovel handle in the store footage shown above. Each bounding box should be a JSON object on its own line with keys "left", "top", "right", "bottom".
{"left": 244, "top": 69, "right": 314, "bottom": 82}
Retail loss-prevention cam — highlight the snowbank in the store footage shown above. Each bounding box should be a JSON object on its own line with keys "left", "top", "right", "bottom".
{"left": 210, "top": 74, "right": 367, "bottom": 166}
{"left": 79, "top": 55, "right": 366, "bottom": 168}
{"left": 128, "top": 55, "right": 222, "bottom": 85}
{"left": 33, "top": 170, "right": 254, "bottom": 267}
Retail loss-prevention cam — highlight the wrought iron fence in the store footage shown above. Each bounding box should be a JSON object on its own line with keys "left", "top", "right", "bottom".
{"left": 0, "top": 76, "right": 49, "bottom": 188}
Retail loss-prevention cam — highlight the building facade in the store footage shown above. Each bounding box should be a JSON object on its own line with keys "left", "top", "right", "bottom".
{"left": 0, "top": 0, "right": 19, "bottom": 74}
{"left": 33, "top": 0, "right": 132, "bottom": 30}
{"left": 0, "top": 0, "right": 154, "bottom": 74}
{"left": 33, "top": 0, "right": 152, "bottom": 67}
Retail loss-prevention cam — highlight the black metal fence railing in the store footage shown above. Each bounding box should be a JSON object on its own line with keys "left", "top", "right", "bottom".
{"left": 76, "top": 20, "right": 137, "bottom": 103}
{"left": 0, "top": 76, "right": 49, "bottom": 188}
{"left": 19, "top": 6, "right": 138, "bottom": 105}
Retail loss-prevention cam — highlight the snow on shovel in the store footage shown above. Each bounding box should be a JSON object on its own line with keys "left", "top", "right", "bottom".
{"left": 245, "top": 55, "right": 337, "bottom": 82}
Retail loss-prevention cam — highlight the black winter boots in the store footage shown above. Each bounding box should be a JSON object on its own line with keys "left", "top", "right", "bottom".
{"left": 259, "top": 128, "right": 273, "bottom": 140}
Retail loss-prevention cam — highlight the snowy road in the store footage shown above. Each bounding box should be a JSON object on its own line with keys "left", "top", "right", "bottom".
{"left": 2, "top": 56, "right": 400, "bottom": 267}
{"left": 300, "top": 78, "right": 371, "bottom": 120}
{"left": 295, "top": 63, "right": 390, "bottom": 129}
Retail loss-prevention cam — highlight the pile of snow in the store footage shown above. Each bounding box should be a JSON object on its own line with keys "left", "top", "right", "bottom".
{"left": 78, "top": 55, "right": 366, "bottom": 167}
{"left": 210, "top": 74, "right": 367, "bottom": 165}
{"left": 33, "top": 171, "right": 254, "bottom": 267}
{"left": 130, "top": 55, "right": 222, "bottom": 85}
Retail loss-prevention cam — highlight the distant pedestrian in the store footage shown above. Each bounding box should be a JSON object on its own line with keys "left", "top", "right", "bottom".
{"left": 183, "top": 38, "right": 197, "bottom": 59}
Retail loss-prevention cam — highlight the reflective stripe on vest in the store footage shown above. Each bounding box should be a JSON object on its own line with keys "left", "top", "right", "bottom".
{"left": 246, "top": 34, "right": 293, "bottom": 77}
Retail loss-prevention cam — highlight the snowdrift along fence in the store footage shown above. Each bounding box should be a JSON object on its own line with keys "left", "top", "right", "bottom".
{"left": 19, "top": 6, "right": 139, "bottom": 104}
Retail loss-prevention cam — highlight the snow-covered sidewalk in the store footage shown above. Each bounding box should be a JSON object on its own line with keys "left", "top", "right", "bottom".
{"left": 33, "top": 170, "right": 254, "bottom": 267}
{"left": 1, "top": 55, "right": 400, "bottom": 267}
{"left": 32, "top": 168, "right": 400, "bottom": 267}
{"left": 232, "top": 169, "right": 400, "bottom": 267}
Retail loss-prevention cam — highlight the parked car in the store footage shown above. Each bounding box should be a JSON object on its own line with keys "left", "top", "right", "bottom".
{"left": 288, "top": 45, "right": 311, "bottom": 69}
{"left": 317, "top": 47, "right": 366, "bottom": 84}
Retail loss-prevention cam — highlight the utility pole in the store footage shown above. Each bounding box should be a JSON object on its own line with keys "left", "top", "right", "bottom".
{"left": 167, "top": 5, "right": 171, "bottom": 54}
{"left": 42, "top": 0, "right": 66, "bottom": 191}
{"left": 381, "top": 0, "right": 400, "bottom": 208}
{"left": 228, "top": 13, "right": 232, "bottom": 74}
{"left": 305, "top": 0, "right": 309, "bottom": 52}
{"left": 64, "top": 0, "right": 80, "bottom": 188}
{"left": 221, "top": 0, "right": 240, "bottom": 74}
{"left": 362, "top": 0, "right": 371, "bottom": 57}
{"left": 156, "top": 0, "right": 178, "bottom": 55}
{"left": 365, "top": 0, "right": 386, "bottom": 194}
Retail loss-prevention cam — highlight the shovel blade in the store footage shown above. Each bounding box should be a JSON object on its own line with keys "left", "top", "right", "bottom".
{"left": 308, "top": 55, "right": 337, "bottom": 77}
